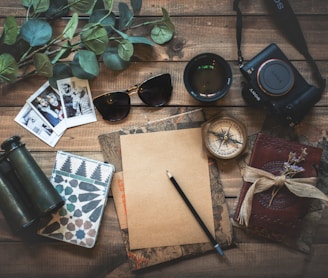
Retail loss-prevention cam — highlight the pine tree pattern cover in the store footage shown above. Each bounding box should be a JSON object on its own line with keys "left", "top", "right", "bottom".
{"left": 38, "top": 151, "right": 115, "bottom": 248}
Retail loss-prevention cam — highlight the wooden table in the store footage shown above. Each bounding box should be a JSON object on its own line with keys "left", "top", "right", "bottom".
{"left": 0, "top": 0, "right": 327, "bottom": 277}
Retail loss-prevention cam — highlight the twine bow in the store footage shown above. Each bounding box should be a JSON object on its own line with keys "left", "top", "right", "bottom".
{"left": 237, "top": 165, "right": 328, "bottom": 227}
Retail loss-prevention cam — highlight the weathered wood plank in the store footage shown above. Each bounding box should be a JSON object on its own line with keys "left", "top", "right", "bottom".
{"left": 1, "top": 105, "right": 327, "bottom": 152}
{"left": 105, "top": 243, "right": 328, "bottom": 278}
{"left": 1, "top": 14, "right": 327, "bottom": 61}
{"left": 1, "top": 60, "right": 327, "bottom": 107}
{"left": 0, "top": 106, "right": 266, "bottom": 151}
{"left": 0, "top": 0, "right": 327, "bottom": 18}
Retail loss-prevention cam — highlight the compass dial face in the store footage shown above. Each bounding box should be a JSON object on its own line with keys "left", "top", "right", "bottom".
{"left": 202, "top": 115, "right": 247, "bottom": 159}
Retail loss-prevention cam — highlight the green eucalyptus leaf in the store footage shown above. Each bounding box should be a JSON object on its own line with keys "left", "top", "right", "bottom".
{"left": 89, "top": 9, "right": 115, "bottom": 35}
{"left": 92, "top": 0, "right": 105, "bottom": 11}
{"left": 118, "top": 2, "right": 133, "bottom": 30}
{"left": 68, "top": 0, "right": 97, "bottom": 14}
{"left": 131, "top": 0, "right": 142, "bottom": 13}
{"left": 118, "top": 39, "right": 134, "bottom": 61}
{"left": 81, "top": 23, "right": 108, "bottom": 55}
{"left": 0, "top": 53, "right": 19, "bottom": 83}
{"left": 151, "top": 25, "right": 174, "bottom": 45}
{"left": 104, "top": 0, "right": 114, "bottom": 13}
{"left": 45, "top": 0, "right": 69, "bottom": 20}
{"left": 32, "top": 0, "right": 50, "bottom": 14}
{"left": 112, "top": 26, "right": 129, "bottom": 40}
{"left": 70, "top": 50, "right": 99, "bottom": 79}
{"left": 33, "top": 53, "right": 53, "bottom": 77}
{"left": 2, "top": 16, "right": 19, "bottom": 45}
{"left": 49, "top": 63, "right": 73, "bottom": 88}
{"left": 63, "top": 13, "right": 78, "bottom": 39}
{"left": 21, "top": 18, "right": 52, "bottom": 47}
{"left": 128, "top": 36, "right": 154, "bottom": 46}
{"left": 103, "top": 45, "right": 130, "bottom": 71}
{"left": 161, "top": 8, "right": 175, "bottom": 32}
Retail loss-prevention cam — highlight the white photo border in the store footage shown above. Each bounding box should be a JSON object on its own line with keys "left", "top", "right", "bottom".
{"left": 15, "top": 103, "right": 63, "bottom": 147}
{"left": 26, "top": 81, "right": 67, "bottom": 135}
{"left": 56, "top": 77, "right": 97, "bottom": 128}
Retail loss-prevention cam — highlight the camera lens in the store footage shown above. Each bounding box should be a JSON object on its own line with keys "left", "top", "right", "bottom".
{"left": 257, "top": 59, "right": 294, "bottom": 96}
{"left": 183, "top": 53, "right": 232, "bottom": 102}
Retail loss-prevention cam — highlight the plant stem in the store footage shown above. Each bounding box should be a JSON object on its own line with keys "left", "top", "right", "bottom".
{"left": 268, "top": 187, "right": 281, "bottom": 207}
{"left": 128, "top": 18, "right": 164, "bottom": 30}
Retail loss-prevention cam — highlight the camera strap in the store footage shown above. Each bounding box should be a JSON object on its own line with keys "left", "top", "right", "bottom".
{"left": 233, "top": 0, "right": 326, "bottom": 92}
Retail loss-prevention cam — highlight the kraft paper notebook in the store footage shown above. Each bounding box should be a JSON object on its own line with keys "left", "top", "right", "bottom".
{"left": 120, "top": 128, "right": 215, "bottom": 249}
{"left": 38, "top": 151, "right": 115, "bottom": 248}
{"left": 98, "top": 109, "right": 233, "bottom": 270}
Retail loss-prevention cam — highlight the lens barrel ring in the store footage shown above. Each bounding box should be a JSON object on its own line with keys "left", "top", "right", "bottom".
{"left": 183, "top": 53, "right": 232, "bottom": 103}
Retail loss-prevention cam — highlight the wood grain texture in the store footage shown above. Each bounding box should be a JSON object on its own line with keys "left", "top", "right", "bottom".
{"left": 0, "top": 0, "right": 327, "bottom": 277}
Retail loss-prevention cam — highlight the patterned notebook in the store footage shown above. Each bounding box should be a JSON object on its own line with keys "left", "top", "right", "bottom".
{"left": 38, "top": 151, "right": 115, "bottom": 248}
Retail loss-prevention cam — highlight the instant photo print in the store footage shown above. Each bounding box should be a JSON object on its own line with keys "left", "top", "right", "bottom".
{"left": 15, "top": 103, "right": 62, "bottom": 147}
{"left": 56, "top": 77, "right": 97, "bottom": 128}
{"left": 26, "top": 82, "right": 67, "bottom": 135}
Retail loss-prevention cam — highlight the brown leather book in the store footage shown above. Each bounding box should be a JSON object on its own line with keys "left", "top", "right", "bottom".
{"left": 233, "top": 133, "right": 323, "bottom": 249}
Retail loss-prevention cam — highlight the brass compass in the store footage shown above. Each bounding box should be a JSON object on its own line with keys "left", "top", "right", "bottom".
{"left": 202, "top": 114, "right": 247, "bottom": 160}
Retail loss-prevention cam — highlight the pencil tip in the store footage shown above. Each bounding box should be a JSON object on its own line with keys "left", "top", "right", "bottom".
{"left": 166, "top": 170, "right": 172, "bottom": 178}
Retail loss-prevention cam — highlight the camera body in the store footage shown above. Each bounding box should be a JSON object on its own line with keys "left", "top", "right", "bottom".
{"left": 240, "top": 43, "right": 321, "bottom": 126}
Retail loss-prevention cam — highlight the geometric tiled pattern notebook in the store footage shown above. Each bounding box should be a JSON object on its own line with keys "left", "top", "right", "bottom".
{"left": 38, "top": 151, "right": 115, "bottom": 248}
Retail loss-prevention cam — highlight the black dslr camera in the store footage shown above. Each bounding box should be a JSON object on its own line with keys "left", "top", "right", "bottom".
{"left": 240, "top": 43, "right": 322, "bottom": 126}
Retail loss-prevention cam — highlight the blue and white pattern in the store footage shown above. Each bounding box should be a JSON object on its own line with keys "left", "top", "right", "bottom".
{"left": 38, "top": 151, "right": 115, "bottom": 248}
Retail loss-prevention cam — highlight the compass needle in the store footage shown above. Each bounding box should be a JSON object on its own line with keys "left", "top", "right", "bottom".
{"left": 202, "top": 114, "right": 247, "bottom": 159}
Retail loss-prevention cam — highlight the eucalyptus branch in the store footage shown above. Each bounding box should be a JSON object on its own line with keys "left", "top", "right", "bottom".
{"left": 18, "top": 46, "right": 33, "bottom": 64}
{"left": 18, "top": 39, "right": 57, "bottom": 66}
{"left": 18, "top": 69, "right": 37, "bottom": 79}
{"left": 0, "top": 0, "right": 175, "bottom": 85}
{"left": 17, "top": 57, "right": 35, "bottom": 68}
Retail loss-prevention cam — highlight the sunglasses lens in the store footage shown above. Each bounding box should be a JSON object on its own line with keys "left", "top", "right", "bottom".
{"left": 138, "top": 74, "right": 172, "bottom": 106}
{"left": 93, "top": 92, "right": 130, "bottom": 122}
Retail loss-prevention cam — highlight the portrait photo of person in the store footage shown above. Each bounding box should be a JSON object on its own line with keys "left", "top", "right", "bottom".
{"left": 47, "top": 92, "right": 65, "bottom": 120}
{"left": 72, "top": 85, "right": 93, "bottom": 116}
{"left": 27, "top": 82, "right": 67, "bottom": 135}
{"left": 60, "top": 82, "right": 77, "bottom": 118}
{"left": 57, "top": 77, "right": 97, "bottom": 128}
{"left": 35, "top": 95, "right": 61, "bottom": 126}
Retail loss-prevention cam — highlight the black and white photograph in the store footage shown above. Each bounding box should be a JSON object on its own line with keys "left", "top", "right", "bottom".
{"left": 26, "top": 82, "right": 67, "bottom": 135}
{"left": 15, "top": 103, "right": 62, "bottom": 147}
{"left": 56, "top": 77, "right": 97, "bottom": 128}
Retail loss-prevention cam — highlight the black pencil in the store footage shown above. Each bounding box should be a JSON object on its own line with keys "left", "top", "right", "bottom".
{"left": 166, "top": 170, "right": 224, "bottom": 256}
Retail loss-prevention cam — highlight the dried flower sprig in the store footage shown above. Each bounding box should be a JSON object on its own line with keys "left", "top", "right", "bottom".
{"left": 269, "top": 148, "right": 307, "bottom": 206}
{"left": 282, "top": 148, "right": 307, "bottom": 177}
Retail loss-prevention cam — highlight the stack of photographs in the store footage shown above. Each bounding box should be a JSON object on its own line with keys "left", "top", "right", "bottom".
{"left": 15, "top": 77, "right": 97, "bottom": 147}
